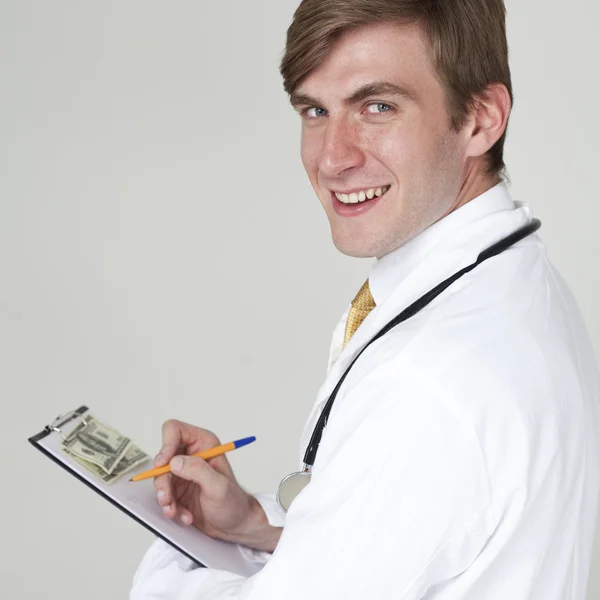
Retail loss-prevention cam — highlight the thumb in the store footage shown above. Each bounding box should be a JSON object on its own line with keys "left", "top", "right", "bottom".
{"left": 169, "top": 455, "right": 225, "bottom": 489}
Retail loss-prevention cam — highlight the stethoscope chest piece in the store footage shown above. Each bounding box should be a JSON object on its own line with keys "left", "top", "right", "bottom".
{"left": 276, "top": 467, "right": 312, "bottom": 512}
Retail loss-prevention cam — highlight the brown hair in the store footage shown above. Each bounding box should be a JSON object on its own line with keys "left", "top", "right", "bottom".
{"left": 280, "top": 0, "right": 513, "bottom": 177}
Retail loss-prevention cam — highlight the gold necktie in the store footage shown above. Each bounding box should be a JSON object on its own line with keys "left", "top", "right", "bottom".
{"left": 343, "top": 280, "right": 376, "bottom": 348}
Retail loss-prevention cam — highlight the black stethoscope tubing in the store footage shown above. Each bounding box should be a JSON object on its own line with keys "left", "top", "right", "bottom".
{"left": 302, "top": 218, "right": 542, "bottom": 469}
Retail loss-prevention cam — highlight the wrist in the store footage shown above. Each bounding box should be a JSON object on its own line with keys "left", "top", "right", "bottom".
{"left": 226, "top": 495, "right": 283, "bottom": 553}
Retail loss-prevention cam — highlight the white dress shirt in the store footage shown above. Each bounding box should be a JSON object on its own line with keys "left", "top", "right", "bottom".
{"left": 130, "top": 184, "right": 600, "bottom": 599}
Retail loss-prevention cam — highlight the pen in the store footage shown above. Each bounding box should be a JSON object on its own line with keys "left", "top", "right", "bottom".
{"left": 129, "top": 436, "right": 256, "bottom": 482}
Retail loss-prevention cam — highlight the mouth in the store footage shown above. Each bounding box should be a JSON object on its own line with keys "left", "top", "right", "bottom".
{"left": 329, "top": 185, "right": 391, "bottom": 216}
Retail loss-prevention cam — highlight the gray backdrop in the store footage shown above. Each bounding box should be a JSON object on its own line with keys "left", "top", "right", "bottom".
{"left": 2, "top": 1, "right": 599, "bottom": 598}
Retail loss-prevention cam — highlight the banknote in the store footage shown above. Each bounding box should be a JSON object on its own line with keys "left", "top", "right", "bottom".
{"left": 110, "top": 443, "right": 151, "bottom": 481}
{"left": 60, "top": 416, "right": 132, "bottom": 475}
{"left": 65, "top": 442, "right": 150, "bottom": 484}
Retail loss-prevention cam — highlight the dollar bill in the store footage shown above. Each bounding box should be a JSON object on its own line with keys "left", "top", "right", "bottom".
{"left": 110, "top": 443, "right": 150, "bottom": 481}
{"left": 65, "top": 442, "right": 150, "bottom": 484}
{"left": 60, "top": 416, "right": 132, "bottom": 475}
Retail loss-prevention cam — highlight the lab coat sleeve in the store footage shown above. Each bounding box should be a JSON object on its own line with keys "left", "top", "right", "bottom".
{"left": 131, "top": 490, "right": 284, "bottom": 597}
{"left": 130, "top": 364, "right": 498, "bottom": 599}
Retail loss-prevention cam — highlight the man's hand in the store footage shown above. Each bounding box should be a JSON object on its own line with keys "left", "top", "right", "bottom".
{"left": 154, "top": 419, "right": 282, "bottom": 553}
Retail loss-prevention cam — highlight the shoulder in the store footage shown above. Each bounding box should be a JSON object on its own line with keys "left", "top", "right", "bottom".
{"left": 373, "top": 239, "right": 586, "bottom": 406}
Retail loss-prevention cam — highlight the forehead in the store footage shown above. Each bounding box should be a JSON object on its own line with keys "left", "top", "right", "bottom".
{"left": 296, "top": 21, "right": 441, "bottom": 100}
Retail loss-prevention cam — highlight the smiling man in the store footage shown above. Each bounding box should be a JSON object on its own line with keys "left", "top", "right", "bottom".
{"left": 131, "top": 1, "right": 600, "bottom": 599}
{"left": 289, "top": 23, "right": 499, "bottom": 260}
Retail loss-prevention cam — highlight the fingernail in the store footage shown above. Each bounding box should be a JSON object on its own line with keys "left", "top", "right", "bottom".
{"left": 157, "top": 490, "right": 165, "bottom": 502}
{"left": 181, "top": 514, "right": 192, "bottom": 525}
{"left": 162, "top": 505, "right": 170, "bottom": 515}
{"left": 171, "top": 456, "right": 184, "bottom": 472}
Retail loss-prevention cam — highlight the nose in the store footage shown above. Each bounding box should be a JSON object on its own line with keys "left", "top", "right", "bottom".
{"left": 317, "top": 117, "right": 364, "bottom": 178}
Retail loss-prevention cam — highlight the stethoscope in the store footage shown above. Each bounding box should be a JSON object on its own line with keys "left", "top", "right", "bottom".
{"left": 276, "top": 218, "right": 542, "bottom": 512}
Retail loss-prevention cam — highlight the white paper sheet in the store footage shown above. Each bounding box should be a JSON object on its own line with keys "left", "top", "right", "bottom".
{"left": 32, "top": 410, "right": 263, "bottom": 578}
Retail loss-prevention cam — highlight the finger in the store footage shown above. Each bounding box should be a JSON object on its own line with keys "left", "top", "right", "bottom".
{"left": 176, "top": 506, "right": 194, "bottom": 527}
{"left": 161, "top": 502, "right": 177, "bottom": 519}
{"left": 155, "top": 420, "right": 185, "bottom": 466}
{"left": 156, "top": 420, "right": 221, "bottom": 466}
{"left": 154, "top": 472, "right": 173, "bottom": 507}
{"left": 170, "top": 455, "right": 227, "bottom": 494}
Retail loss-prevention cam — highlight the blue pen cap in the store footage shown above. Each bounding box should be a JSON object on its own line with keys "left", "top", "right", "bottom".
{"left": 233, "top": 436, "right": 256, "bottom": 449}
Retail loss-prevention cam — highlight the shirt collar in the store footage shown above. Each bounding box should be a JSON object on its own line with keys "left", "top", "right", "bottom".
{"left": 369, "top": 183, "right": 517, "bottom": 306}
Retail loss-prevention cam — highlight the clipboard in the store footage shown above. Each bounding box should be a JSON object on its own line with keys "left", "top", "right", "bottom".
{"left": 28, "top": 406, "right": 263, "bottom": 578}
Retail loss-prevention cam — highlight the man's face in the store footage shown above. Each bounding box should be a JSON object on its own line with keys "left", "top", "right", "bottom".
{"left": 292, "top": 22, "right": 471, "bottom": 258}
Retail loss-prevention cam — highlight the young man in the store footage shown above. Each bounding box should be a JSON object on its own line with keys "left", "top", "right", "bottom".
{"left": 131, "top": 1, "right": 600, "bottom": 598}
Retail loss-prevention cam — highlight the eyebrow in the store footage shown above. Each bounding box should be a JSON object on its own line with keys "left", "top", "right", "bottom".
{"left": 290, "top": 81, "right": 417, "bottom": 109}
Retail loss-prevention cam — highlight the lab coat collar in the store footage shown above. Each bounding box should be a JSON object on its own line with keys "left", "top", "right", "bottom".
{"left": 327, "top": 182, "right": 534, "bottom": 381}
{"left": 369, "top": 182, "right": 516, "bottom": 307}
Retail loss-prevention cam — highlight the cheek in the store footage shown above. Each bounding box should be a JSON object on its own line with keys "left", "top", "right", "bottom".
{"left": 360, "top": 126, "right": 415, "bottom": 176}
{"left": 374, "top": 121, "right": 453, "bottom": 179}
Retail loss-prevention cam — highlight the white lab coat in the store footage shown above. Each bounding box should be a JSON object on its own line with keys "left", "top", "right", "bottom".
{"left": 131, "top": 184, "right": 600, "bottom": 599}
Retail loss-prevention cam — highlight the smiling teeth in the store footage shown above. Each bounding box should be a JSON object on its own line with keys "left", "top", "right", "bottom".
{"left": 335, "top": 186, "right": 390, "bottom": 204}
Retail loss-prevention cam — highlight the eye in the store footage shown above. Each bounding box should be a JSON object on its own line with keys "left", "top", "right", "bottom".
{"left": 365, "top": 102, "right": 393, "bottom": 115}
{"left": 302, "top": 107, "right": 328, "bottom": 119}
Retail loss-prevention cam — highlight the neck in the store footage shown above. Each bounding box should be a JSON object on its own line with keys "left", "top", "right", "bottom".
{"left": 442, "top": 163, "right": 502, "bottom": 219}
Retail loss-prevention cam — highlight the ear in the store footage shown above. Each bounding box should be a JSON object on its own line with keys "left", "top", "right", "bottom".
{"left": 464, "top": 83, "right": 512, "bottom": 159}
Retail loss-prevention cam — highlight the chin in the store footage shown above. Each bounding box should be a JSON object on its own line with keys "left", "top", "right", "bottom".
{"left": 331, "top": 233, "right": 380, "bottom": 259}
